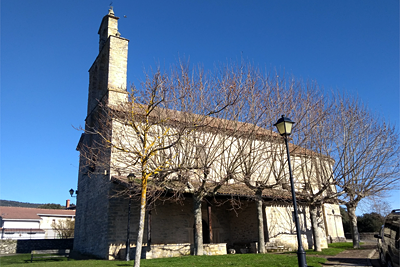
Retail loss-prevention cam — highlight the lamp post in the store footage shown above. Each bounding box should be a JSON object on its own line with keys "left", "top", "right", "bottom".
{"left": 125, "top": 173, "right": 135, "bottom": 261}
{"left": 274, "top": 115, "right": 307, "bottom": 267}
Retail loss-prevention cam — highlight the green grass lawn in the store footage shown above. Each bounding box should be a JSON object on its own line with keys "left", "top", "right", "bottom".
{"left": 0, "top": 242, "right": 357, "bottom": 267}
{"left": 0, "top": 253, "right": 327, "bottom": 267}
{"left": 304, "top": 241, "right": 360, "bottom": 256}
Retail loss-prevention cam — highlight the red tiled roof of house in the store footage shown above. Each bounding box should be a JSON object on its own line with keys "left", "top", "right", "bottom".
{"left": 0, "top": 228, "right": 45, "bottom": 233}
{"left": 0, "top": 206, "right": 75, "bottom": 220}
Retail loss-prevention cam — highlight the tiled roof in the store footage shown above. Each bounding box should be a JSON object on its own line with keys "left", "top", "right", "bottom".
{"left": 111, "top": 175, "right": 296, "bottom": 201}
{"left": 0, "top": 206, "right": 75, "bottom": 220}
{"left": 0, "top": 228, "right": 45, "bottom": 233}
{"left": 215, "top": 183, "right": 293, "bottom": 200}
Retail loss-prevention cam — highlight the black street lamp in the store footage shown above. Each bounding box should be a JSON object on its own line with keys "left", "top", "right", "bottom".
{"left": 69, "top": 189, "right": 78, "bottom": 198}
{"left": 274, "top": 115, "right": 307, "bottom": 267}
{"left": 125, "top": 173, "right": 135, "bottom": 261}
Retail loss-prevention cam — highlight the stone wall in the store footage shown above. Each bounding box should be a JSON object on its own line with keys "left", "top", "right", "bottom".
{"left": 359, "top": 232, "right": 378, "bottom": 241}
{"left": 145, "top": 243, "right": 191, "bottom": 259}
{"left": 74, "top": 10, "right": 129, "bottom": 260}
{"left": 73, "top": 165, "right": 112, "bottom": 258}
{"left": 229, "top": 201, "right": 258, "bottom": 244}
{"left": 105, "top": 197, "right": 336, "bottom": 259}
{"left": 265, "top": 205, "right": 330, "bottom": 250}
{"left": 323, "top": 203, "right": 345, "bottom": 241}
{"left": 0, "top": 239, "right": 73, "bottom": 254}
{"left": 203, "top": 243, "right": 227, "bottom": 256}
{"left": 344, "top": 232, "right": 377, "bottom": 241}
{"left": 269, "top": 234, "right": 310, "bottom": 250}
{"left": 77, "top": 186, "right": 337, "bottom": 260}
{"left": 118, "top": 243, "right": 227, "bottom": 260}
{"left": 107, "top": 196, "right": 234, "bottom": 259}
{"left": 0, "top": 240, "right": 17, "bottom": 255}
{"left": 107, "top": 190, "right": 142, "bottom": 260}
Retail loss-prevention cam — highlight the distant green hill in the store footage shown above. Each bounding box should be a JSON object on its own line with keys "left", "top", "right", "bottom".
{"left": 0, "top": 200, "right": 64, "bottom": 209}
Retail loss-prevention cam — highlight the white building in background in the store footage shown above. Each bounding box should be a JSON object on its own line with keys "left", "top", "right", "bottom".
{"left": 0, "top": 206, "right": 75, "bottom": 240}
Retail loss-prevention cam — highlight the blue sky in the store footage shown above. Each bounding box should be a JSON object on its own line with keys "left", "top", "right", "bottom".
{"left": 1, "top": 1, "right": 399, "bottom": 212}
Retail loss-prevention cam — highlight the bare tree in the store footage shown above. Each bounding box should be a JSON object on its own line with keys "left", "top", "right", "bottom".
{"left": 51, "top": 218, "right": 75, "bottom": 239}
{"left": 330, "top": 96, "right": 400, "bottom": 248}
{"left": 80, "top": 70, "right": 186, "bottom": 265}
{"left": 293, "top": 149, "right": 336, "bottom": 251}
{"left": 157, "top": 64, "right": 248, "bottom": 255}
{"left": 235, "top": 75, "right": 330, "bottom": 253}
{"left": 361, "top": 195, "right": 393, "bottom": 217}
{"left": 291, "top": 92, "right": 400, "bottom": 250}
{"left": 171, "top": 123, "right": 242, "bottom": 255}
{"left": 79, "top": 63, "right": 240, "bottom": 265}
{"left": 290, "top": 94, "right": 336, "bottom": 252}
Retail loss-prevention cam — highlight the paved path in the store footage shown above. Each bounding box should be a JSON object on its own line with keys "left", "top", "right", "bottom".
{"left": 323, "top": 241, "right": 380, "bottom": 267}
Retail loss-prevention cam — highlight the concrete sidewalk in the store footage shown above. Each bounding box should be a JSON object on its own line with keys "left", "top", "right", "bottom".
{"left": 323, "top": 241, "right": 379, "bottom": 267}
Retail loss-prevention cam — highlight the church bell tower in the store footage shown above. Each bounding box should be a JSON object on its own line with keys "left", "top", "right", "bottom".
{"left": 74, "top": 8, "right": 130, "bottom": 259}
{"left": 87, "top": 6, "right": 129, "bottom": 116}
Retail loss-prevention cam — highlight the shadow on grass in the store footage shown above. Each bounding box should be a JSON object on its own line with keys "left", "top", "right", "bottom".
{"left": 25, "top": 258, "right": 69, "bottom": 264}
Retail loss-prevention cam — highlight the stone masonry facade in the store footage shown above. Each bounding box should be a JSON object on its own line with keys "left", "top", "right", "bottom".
{"left": 74, "top": 7, "right": 129, "bottom": 259}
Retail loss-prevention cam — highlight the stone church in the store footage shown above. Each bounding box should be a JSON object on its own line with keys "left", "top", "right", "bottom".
{"left": 73, "top": 8, "right": 345, "bottom": 260}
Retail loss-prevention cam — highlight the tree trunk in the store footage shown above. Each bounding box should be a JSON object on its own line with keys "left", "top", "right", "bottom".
{"left": 256, "top": 192, "right": 266, "bottom": 253}
{"left": 134, "top": 178, "right": 148, "bottom": 267}
{"left": 310, "top": 205, "right": 322, "bottom": 252}
{"left": 193, "top": 194, "right": 203, "bottom": 255}
{"left": 346, "top": 204, "right": 360, "bottom": 249}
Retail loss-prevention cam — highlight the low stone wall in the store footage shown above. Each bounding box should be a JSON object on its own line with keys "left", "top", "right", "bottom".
{"left": 146, "top": 243, "right": 191, "bottom": 259}
{"left": 360, "top": 232, "right": 378, "bottom": 241}
{"left": 327, "top": 236, "right": 347, "bottom": 243}
{"left": 203, "top": 243, "right": 227, "bottom": 256}
{"left": 269, "top": 234, "right": 324, "bottom": 250}
{"left": 344, "top": 232, "right": 378, "bottom": 241}
{"left": 0, "top": 240, "right": 17, "bottom": 255}
{"left": 0, "top": 239, "right": 74, "bottom": 254}
{"left": 118, "top": 243, "right": 227, "bottom": 260}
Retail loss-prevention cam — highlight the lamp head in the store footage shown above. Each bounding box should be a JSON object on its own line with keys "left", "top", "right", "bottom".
{"left": 274, "top": 115, "right": 295, "bottom": 137}
{"left": 69, "top": 188, "right": 74, "bottom": 197}
{"left": 127, "top": 173, "right": 136, "bottom": 184}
